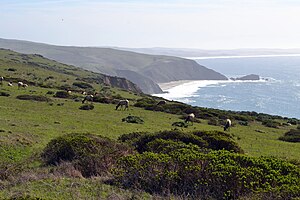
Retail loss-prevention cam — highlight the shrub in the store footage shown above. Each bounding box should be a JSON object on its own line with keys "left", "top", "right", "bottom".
{"left": 239, "top": 121, "right": 248, "bottom": 126}
{"left": 128, "top": 130, "right": 208, "bottom": 153}
{"left": 41, "top": 133, "right": 133, "bottom": 177}
{"left": 287, "top": 118, "right": 299, "bottom": 125}
{"left": 93, "top": 96, "right": 112, "bottom": 104}
{"left": 262, "top": 119, "right": 281, "bottom": 128}
{"left": 79, "top": 104, "right": 94, "bottom": 110}
{"left": 134, "top": 97, "right": 157, "bottom": 108}
{"left": 46, "top": 91, "right": 55, "bottom": 95}
{"left": 208, "top": 117, "right": 220, "bottom": 126}
{"left": 113, "top": 150, "right": 300, "bottom": 199}
{"left": 16, "top": 95, "right": 51, "bottom": 102}
{"left": 54, "top": 91, "right": 70, "bottom": 98}
{"left": 122, "top": 116, "right": 144, "bottom": 124}
{"left": 172, "top": 121, "right": 188, "bottom": 128}
{"left": 193, "top": 130, "right": 243, "bottom": 153}
{"left": 0, "top": 91, "right": 10, "bottom": 97}
{"left": 72, "top": 82, "right": 93, "bottom": 89}
{"left": 144, "top": 139, "right": 203, "bottom": 154}
{"left": 279, "top": 129, "right": 300, "bottom": 143}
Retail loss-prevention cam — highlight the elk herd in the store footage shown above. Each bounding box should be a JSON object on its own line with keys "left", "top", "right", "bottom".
{"left": 0, "top": 75, "right": 232, "bottom": 131}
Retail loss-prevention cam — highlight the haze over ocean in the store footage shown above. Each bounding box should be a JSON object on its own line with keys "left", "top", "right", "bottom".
{"left": 155, "top": 55, "right": 300, "bottom": 119}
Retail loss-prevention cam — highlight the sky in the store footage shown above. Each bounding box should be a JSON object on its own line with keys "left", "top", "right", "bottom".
{"left": 1, "top": 0, "right": 300, "bottom": 49}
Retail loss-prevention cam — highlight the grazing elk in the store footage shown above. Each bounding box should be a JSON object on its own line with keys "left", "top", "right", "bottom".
{"left": 82, "top": 94, "right": 94, "bottom": 104}
{"left": 18, "top": 82, "right": 28, "bottom": 89}
{"left": 0, "top": 77, "right": 3, "bottom": 86}
{"left": 224, "top": 119, "right": 232, "bottom": 131}
{"left": 116, "top": 99, "right": 129, "bottom": 110}
{"left": 185, "top": 113, "right": 195, "bottom": 125}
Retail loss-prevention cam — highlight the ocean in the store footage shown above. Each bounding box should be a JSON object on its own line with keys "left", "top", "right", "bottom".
{"left": 154, "top": 55, "right": 300, "bottom": 119}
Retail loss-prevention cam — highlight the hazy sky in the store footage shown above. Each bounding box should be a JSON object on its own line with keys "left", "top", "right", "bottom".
{"left": 1, "top": 0, "right": 300, "bottom": 49}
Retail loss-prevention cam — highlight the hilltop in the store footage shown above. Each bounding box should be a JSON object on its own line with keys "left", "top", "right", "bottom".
{"left": 0, "top": 50, "right": 299, "bottom": 199}
{"left": 0, "top": 48, "right": 142, "bottom": 94}
{"left": 0, "top": 38, "right": 227, "bottom": 94}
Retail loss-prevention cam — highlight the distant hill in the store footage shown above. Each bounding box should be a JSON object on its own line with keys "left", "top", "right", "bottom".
{"left": 0, "top": 38, "right": 227, "bottom": 93}
{"left": 0, "top": 48, "right": 142, "bottom": 93}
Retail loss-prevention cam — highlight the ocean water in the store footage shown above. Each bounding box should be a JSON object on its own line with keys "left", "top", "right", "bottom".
{"left": 154, "top": 56, "right": 300, "bottom": 119}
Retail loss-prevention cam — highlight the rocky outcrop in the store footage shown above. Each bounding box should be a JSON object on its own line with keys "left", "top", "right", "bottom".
{"left": 116, "top": 70, "right": 163, "bottom": 94}
{"left": 231, "top": 74, "right": 260, "bottom": 81}
{"left": 102, "top": 76, "right": 142, "bottom": 93}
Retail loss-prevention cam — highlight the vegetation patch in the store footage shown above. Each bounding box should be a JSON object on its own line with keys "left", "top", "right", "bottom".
{"left": 72, "top": 82, "right": 93, "bottom": 89}
{"left": 172, "top": 121, "right": 188, "bottom": 128}
{"left": 0, "top": 91, "right": 10, "bottom": 97}
{"left": 41, "top": 133, "right": 133, "bottom": 177}
{"left": 16, "top": 95, "right": 51, "bottom": 102}
{"left": 122, "top": 116, "right": 144, "bottom": 124}
{"left": 79, "top": 104, "right": 94, "bottom": 110}
{"left": 113, "top": 150, "right": 300, "bottom": 199}
{"left": 53, "top": 91, "right": 71, "bottom": 98}
{"left": 279, "top": 129, "right": 300, "bottom": 143}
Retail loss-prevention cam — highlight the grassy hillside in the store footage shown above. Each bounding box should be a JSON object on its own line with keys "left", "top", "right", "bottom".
{"left": 0, "top": 50, "right": 299, "bottom": 199}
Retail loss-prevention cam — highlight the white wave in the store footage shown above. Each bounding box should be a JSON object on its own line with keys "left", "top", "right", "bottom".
{"left": 153, "top": 78, "right": 269, "bottom": 101}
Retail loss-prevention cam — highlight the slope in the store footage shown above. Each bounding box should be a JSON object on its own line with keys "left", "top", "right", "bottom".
{"left": 0, "top": 38, "right": 228, "bottom": 93}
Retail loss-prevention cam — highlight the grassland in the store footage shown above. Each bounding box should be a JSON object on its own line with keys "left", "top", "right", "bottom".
{"left": 0, "top": 49, "right": 299, "bottom": 199}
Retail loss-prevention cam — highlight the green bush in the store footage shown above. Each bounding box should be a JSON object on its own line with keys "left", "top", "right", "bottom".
{"left": 79, "top": 104, "right": 94, "bottom": 110}
{"left": 239, "top": 121, "right": 248, "bottom": 126}
{"left": 125, "top": 130, "right": 208, "bottom": 153}
{"left": 113, "top": 150, "right": 300, "bottom": 199}
{"left": 54, "top": 91, "right": 70, "bottom": 98}
{"left": 72, "top": 82, "right": 93, "bottom": 89}
{"left": 279, "top": 129, "right": 300, "bottom": 143}
{"left": 172, "top": 121, "right": 188, "bottom": 128}
{"left": 41, "top": 133, "right": 133, "bottom": 177}
{"left": 0, "top": 91, "right": 10, "bottom": 97}
{"left": 122, "top": 116, "right": 144, "bottom": 124}
{"left": 144, "top": 139, "right": 203, "bottom": 154}
{"left": 193, "top": 130, "right": 243, "bottom": 153}
{"left": 16, "top": 95, "right": 51, "bottom": 102}
{"left": 262, "top": 119, "right": 281, "bottom": 128}
{"left": 93, "top": 96, "right": 112, "bottom": 104}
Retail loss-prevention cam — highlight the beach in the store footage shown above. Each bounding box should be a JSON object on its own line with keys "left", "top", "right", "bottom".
{"left": 158, "top": 80, "right": 195, "bottom": 91}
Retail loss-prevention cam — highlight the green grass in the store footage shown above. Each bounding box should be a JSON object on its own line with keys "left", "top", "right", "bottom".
{"left": 0, "top": 49, "right": 299, "bottom": 199}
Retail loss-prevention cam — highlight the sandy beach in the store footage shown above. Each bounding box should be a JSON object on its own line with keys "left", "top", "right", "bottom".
{"left": 158, "top": 80, "right": 195, "bottom": 91}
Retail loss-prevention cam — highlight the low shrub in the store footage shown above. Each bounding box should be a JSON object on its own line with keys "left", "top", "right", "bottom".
{"left": 287, "top": 118, "right": 299, "bottom": 125}
{"left": 262, "top": 119, "right": 281, "bottom": 128}
{"left": 207, "top": 117, "right": 221, "bottom": 126}
{"left": 46, "top": 91, "right": 55, "bottom": 95}
{"left": 16, "top": 95, "right": 51, "bottom": 102}
{"left": 93, "top": 96, "right": 113, "bottom": 104}
{"left": 0, "top": 91, "right": 10, "bottom": 97}
{"left": 122, "top": 116, "right": 144, "bottom": 124}
{"left": 125, "top": 130, "right": 208, "bottom": 153}
{"left": 113, "top": 150, "right": 300, "bottom": 199}
{"left": 54, "top": 91, "right": 70, "bottom": 98}
{"left": 41, "top": 133, "right": 133, "bottom": 177}
{"left": 172, "top": 121, "right": 188, "bottom": 128}
{"left": 239, "top": 121, "right": 248, "bottom": 126}
{"left": 144, "top": 139, "right": 203, "bottom": 154}
{"left": 193, "top": 130, "right": 243, "bottom": 153}
{"left": 72, "top": 82, "right": 93, "bottom": 89}
{"left": 279, "top": 129, "right": 300, "bottom": 143}
{"left": 79, "top": 104, "right": 94, "bottom": 110}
